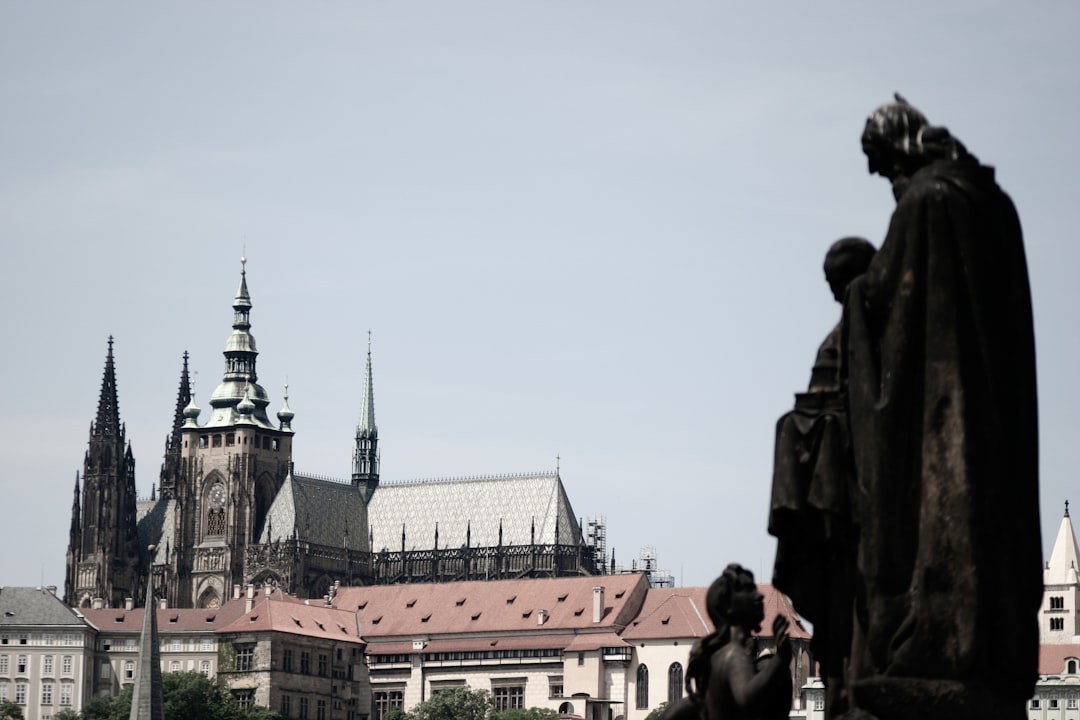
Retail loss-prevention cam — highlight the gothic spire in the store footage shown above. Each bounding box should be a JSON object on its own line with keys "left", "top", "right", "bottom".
{"left": 159, "top": 352, "right": 191, "bottom": 499}
{"left": 94, "top": 336, "right": 122, "bottom": 438}
{"left": 352, "top": 332, "right": 380, "bottom": 500}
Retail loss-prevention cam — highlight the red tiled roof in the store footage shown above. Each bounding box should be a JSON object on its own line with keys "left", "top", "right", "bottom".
{"left": 81, "top": 597, "right": 250, "bottom": 633}
{"left": 1039, "top": 644, "right": 1080, "bottom": 674}
{"left": 215, "top": 597, "right": 364, "bottom": 644}
{"left": 623, "top": 584, "right": 810, "bottom": 641}
{"left": 335, "top": 573, "right": 650, "bottom": 639}
{"left": 563, "top": 632, "right": 629, "bottom": 651}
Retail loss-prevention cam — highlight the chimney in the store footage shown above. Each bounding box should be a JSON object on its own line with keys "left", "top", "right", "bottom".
{"left": 92, "top": 597, "right": 104, "bottom": 610}
{"left": 45, "top": 586, "right": 57, "bottom": 596}
{"left": 537, "top": 609, "right": 548, "bottom": 626}
{"left": 592, "top": 586, "right": 605, "bottom": 624}
{"left": 245, "top": 585, "right": 255, "bottom": 614}
{"left": 233, "top": 584, "right": 242, "bottom": 600}
{"left": 265, "top": 585, "right": 272, "bottom": 597}
{"left": 159, "top": 598, "right": 167, "bottom": 610}
{"left": 125, "top": 598, "right": 134, "bottom": 611}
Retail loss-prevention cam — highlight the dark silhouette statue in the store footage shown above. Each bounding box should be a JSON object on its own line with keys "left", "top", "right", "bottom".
{"left": 773, "top": 95, "right": 1041, "bottom": 720}
{"left": 769, "top": 237, "right": 875, "bottom": 716}
{"left": 663, "top": 564, "right": 792, "bottom": 720}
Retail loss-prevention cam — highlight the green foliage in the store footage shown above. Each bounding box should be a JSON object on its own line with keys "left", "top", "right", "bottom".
{"left": 494, "top": 708, "right": 559, "bottom": 720}
{"left": 383, "top": 710, "right": 410, "bottom": 720}
{"left": 54, "top": 710, "right": 82, "bottom": 720}
{"left": 406, "top": 687, "right": 493, "bottom": 720}
{"left": 644, "top": 702, "right": 668, "bottom": 720}
{"left": 0, "top": 699, "right": 24, "bottom": 720}
{"left": 78, "top": 673, "right": 282, "bottom": 720}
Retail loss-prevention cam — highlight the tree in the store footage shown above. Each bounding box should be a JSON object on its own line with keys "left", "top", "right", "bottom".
{"left": 79, "top": 673, "right": 283, "bottom": 720}
{"left": 643, "top": 703, "right": 668, "bottom": 720}
{"left": 53, "top": 711, "right": 81, "bottom": 720}
{"left": 0, "top": 700, "right": 23, "bottom": 720}
{"left": 406, "top": 687, "right": 493, "bottom": 720}
{"left": 494, "top": 709, "right": 559, "bottom": 720}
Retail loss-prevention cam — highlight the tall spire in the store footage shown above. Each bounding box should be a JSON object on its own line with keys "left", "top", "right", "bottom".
{"left": 94, "top": 336, "right": 122, "bottom": 437}
{"left": 159, "top": 352, "right": 191, "bottom": 500}
{"left": 128, "top": 553, "right": 164, "bottom": 720}
{"left": 351, "top": 332, "right": 380, "bottom": 500}
{"left": 1047, "top": 502, "right": 1080, "bottom": 586}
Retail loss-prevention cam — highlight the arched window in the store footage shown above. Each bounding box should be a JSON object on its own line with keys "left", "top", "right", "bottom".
{"left": 636, "top": 664, "right": 649, "bottom": 709}
{"left": 668, "top": 662, "right": 684, "bottom": 704}
{"left": 1069, "top": 659, "right": 1078, "bottom": 675}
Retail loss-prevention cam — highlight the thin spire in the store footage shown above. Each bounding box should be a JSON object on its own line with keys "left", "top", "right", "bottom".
{"left": 129, "top": 552, "right": 164, "bottom": 720}
{"left": 358, "top": 331, "right": 377, "bottom": 436}
{"left": 94, "top": 336, "right": 122, "bottom": 437}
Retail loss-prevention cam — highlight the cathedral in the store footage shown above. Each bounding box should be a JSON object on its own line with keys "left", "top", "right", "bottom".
{"left": 65, "top": 261, "right": 601, "bottom": 610}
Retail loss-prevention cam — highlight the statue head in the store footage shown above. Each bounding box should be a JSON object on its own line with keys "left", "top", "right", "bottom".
{"left": 706, "top": 563, "right": 764, "bottom": 634}
{"left": 824, "top": 237, "right": 876, "bottom": 302}
{"left": 861, "top": 94, "right": 929, "bottom": 185}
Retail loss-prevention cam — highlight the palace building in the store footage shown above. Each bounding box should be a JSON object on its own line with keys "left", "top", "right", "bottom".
{"left": 65, "top": 260, "right": 602, "bottom": 610}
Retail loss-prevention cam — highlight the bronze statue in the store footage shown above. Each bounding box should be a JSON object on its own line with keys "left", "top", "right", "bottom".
{"left": 667, "top": 564, "right": 792, "bottom": 720}
{"left": 769, "top": 237, "right": 875, "bottom": 717}
{"left": 773, "top": 95, "right": 1041, "bottom": 720}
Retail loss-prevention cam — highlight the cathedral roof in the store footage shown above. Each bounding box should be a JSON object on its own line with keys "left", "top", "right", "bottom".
{"left": 137, "top": 498, "right": 176, "bottom": 567}
{"left": 259, "top": 473, "right": 368, "bottom": 551}
{"left": 1046, "top": 502, "right": 1080, "bottom": 586}
{"left": 366, "top": 471, "right": 582, "bottom": 552}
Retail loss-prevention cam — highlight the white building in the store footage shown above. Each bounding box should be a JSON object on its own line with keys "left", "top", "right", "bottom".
{"left": 0, "top": 587, "right": 96, "bottom": 720}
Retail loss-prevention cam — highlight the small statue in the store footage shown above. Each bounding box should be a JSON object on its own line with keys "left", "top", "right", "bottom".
{"left": 666, "top": 564, "right": 791, "bottom": 720}
{"left": 769, "top": 237, "right": 875, "bottom": 717}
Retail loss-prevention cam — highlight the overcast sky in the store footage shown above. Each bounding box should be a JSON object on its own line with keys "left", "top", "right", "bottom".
{"left": 1, "top": 2, "right": 1076, "bottom": 590}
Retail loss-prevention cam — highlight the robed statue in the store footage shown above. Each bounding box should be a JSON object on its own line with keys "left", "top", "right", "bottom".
{"left": 773, "top": 96, "right": 1041, "bottom": 720}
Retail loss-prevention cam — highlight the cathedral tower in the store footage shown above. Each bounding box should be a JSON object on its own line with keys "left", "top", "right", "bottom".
{"left": 158, "top": 351, "right": 191, "bottom": 500}
{"left": 65, "top": 337, "right": 142, "bottom": 608}
{"left": 351, "top": 333, "right": 379, "bottom": 502}
{"left": 175, "top": 258, "right": 294, "bottom": 608}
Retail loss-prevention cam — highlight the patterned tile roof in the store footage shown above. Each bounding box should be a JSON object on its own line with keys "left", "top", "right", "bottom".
{"left": 334, "top": 573, "right": 650, "bottom": 640}
{"left": 0, "top": 587, "right": 88, "bottom": 627}
{"left": 366, "top": 471, "right": 582, "bottom": 552}
{"left": 259, "top": 474, "right": 368, "bottom": 551}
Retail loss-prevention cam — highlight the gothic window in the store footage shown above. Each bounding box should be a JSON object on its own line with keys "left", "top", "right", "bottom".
{"left": 206, "top": 481, "right": 227, "bottom": 536}
{"left": 636, "top": 664, "right": 649, "bottom": 708}
{"left": 668, "top": 662, "right": 684, "bottom": 704}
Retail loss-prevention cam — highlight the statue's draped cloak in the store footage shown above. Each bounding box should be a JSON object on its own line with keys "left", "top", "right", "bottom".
{"left": 842, "top": 159, "right": 1040, "bottom": 698}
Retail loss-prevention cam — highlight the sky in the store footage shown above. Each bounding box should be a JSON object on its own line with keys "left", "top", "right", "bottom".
{"left": 1, "top": 2, "right": 1077, "bottom": 590}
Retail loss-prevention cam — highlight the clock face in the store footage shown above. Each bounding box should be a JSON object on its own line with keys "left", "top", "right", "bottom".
{"left": 208, "top": 482, "right": 226, "bottom": 508}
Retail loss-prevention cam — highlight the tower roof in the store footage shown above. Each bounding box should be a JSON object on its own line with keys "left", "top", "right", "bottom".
{"left": 1046, "top": 501, "right": 1080, "bottom": 586}
{"left": 357, "top": 332, "right": 377, "bottom": 437}
{"left": 128, "top": 552, "right": 164, "bottom": 720}
{"left": 94, "top": 336, "right": 123, "bottom": 438}
{"left": 204, "top": 258, "right": 277, "bottom": 429}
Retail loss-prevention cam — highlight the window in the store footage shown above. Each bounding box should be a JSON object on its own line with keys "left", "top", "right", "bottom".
{"left": 1051, "top": 617, "right": 1065, "bottom": 631}
{"left": 170, "top": 661, "right": 181, "bottom": 673}
{"left": 814, "top": 696, "right": 825, "bottom": 711}
{"left": 236, "top": 647, "right": 254, "bottom": 672}
{"left": 200, "top": 661, "right": 211, "bottom": 676}
{"left": 549, "top": 676, "right": 563, "bottom": 699}
{"left": 283, "top": 648, "right": 293, "bottom": 672}
{"left": 100, "top": 662, "right": 111, "bottom": 679}
{"left": 62, "top": 656, "right": 72, "bottom": 675}
{"left": 373, "top": 691, "right": 404, "bottom": 720}
{"left": 318, "top": 654, "right": 328, "bottom": 676}
{"left": 1070, "top": 659, "right": 1078, "bottom": 675}
{"left": 42, "top": 681, "right": 53, "bottom": 705}
{"left": 212, "top": 434, "right": 222, "bottom": 448}
{"left": 1051, "top": 596, "right": 1066, "bottom": 609}
{"left": 492, "top": 685, "right": 525, "bottom": 711}
{"left": 125, "top": 660, "right": 135, "bottom": 680}
{"left": 62, "top": 634, "right": 73, "bottom": 647}
{"left": 300, "top": 651, "right": 311, "bottom": 674}
{"left": 1070, "top": 695, "right": 1078, "bottom": 709}
{"left": 44, "top": 634, "right": 55, "bottom": 646}
{"left": 577, "top": 652, "right": 585, "bottom": 666}
{"left": 43, "top": 655, "right": 54, "bottom": 674}
{"left": 17, "top": 656, "right": 27, "bottom": 673}
{"left": 201, "top": 638, "right": 213, "bottom": 652}
{"left": 281, "top": 695, "right": 292, "bottom": 716}
{"left": 0, "top": 656, "right": 7, "bottom": 674}
{"left": 317, "top": 699, "right": 327, "bottom": 720}
{"left": 234, "top": 690, "right": 254, "bottom": 710}
{"left": 15, "top": 682, "right": 26, "bottom": 705}
{"left": 0, "top": 683, "right": 6, "bottom": 701}
{"left": 18, "top": 635, "right": 27, "bottom": 646}
{"left": 1031, "top": 698, "right": 1041, "bottom": 708}
{"left": 636, "top": 664, "right": 649, "bottom": 709}
{"left": 668, "top": 662, "right": 684, "bottom": 705}
{"left": 0, "top": 634, "right": 7, "bottom": 645}
{"left": 171, "top": 639, "right": 182, "bottom": 652}
{"left": 299, "top": 697, "right": 309, "bottom": 719}
{"left": 60, "top": 683, "right": 72, "bottom": 706}
{"left": 226, "top": 433, "right": 235, "bottom": 447}
{"left": 1050, "top": 698, "right": 1060, "bottom": 709}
